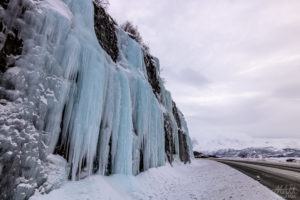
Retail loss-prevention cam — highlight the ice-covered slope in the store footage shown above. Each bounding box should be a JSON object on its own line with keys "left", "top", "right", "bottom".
{"left": 0, "top": 0, "right": 193, "bottom": 199}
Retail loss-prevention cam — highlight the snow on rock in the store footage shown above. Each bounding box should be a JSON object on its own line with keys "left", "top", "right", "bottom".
{"left": 30, "top": 159, "right": 283, "bottom": 200}
{"left": 36, "top": 154, "right": 69, "bottom": 194}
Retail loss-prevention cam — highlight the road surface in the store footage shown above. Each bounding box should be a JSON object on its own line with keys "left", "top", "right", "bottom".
{"left": 215, "top": 159, "right": 300, "bottom": 200}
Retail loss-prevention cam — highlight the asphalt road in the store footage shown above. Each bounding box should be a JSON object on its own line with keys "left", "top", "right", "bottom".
{"left": 215, "top": 159, "right": 300, "bottom": 200}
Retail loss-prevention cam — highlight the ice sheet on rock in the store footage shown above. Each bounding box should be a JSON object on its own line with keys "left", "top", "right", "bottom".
{"left": 42, "top": 0, "right": 73, "bottom": 21}
{"left": 1, "top": 1, "right": 194, "bottom": 198}
{"left": 43, "top": 0, "right": 168, "bottom": 179}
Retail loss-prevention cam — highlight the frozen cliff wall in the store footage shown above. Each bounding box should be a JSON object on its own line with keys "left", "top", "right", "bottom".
{"left": 0, "top": 0, "right": 193, "bottom": 199}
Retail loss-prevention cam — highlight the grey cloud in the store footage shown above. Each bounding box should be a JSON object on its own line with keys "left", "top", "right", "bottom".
{"left": 163, "top": 68, "right": 210, "bottom": 88}
{"left": 108, "top": 0, "right": 300, "bottom": 150}
{"left": 272, "top": 84, "right": 300, "bottom": 99}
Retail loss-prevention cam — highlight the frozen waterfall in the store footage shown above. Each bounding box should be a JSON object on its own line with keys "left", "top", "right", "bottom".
{"left": 0, "top": 0, "right": 193, "bottom": 199}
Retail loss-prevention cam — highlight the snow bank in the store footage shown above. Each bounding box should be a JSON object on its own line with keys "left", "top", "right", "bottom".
{"left": 31, "top": 159, "right": 282, "bottom": 200}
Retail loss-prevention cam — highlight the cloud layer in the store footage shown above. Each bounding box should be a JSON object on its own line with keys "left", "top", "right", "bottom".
{"left": 108, "top": 0, "right": 300, "bottom": 150}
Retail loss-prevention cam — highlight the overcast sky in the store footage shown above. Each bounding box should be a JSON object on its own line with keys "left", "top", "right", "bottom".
{"left": 108, "top": 0, "right": 300, "bottom": 151}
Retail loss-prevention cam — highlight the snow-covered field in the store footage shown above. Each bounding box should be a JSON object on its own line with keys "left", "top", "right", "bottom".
{"left": 31, "top": 159, "right": 282, "bottom": 200}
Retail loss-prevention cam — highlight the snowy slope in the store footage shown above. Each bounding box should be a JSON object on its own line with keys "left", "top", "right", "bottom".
{"left": 0, "top": 0, "right": 193, "bottom": 199}
{"left": 30, "top": 159, "right": 283, "bottom": 200}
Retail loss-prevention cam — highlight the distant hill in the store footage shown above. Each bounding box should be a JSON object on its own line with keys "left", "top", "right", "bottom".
{"left": 211, "top": 147, "right": 300, "bottom": 158}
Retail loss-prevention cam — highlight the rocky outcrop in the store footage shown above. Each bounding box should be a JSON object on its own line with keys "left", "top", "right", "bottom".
{"left": 164, "top": 113, "right": 175, "bottom": 163}
{"left": 93, "top": 2, "right": 119, "bottom": 62}
{"left": 172, "top": 101, "right": 182, "bottom": 128}
{"left": 0, "top": 28, "right": 23, "bottom": 73}
{"left": 143, "top": 53, "right": 161, "bottom": 97}
{"left": 178, "top": 130, "right": 191, "bottom": 163}
{"left": 172, "top": 101, "right": 191, "bottom": 164}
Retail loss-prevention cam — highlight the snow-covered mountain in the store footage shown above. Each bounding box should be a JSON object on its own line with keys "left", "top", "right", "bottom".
{"left": 192, "top": 131, "right": 300, "bottom": 152}
{"left": 0, "top": 0, "right": 193, "bottom": 199}
{"left": 211, "top": 147, "right": 300, "bottom": 158}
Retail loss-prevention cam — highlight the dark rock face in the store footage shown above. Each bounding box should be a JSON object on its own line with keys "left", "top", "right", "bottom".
{"left": 172, "top": 101, "right": 182, "bottom": 128}
{"left": 143, "top": 53, "right": 161, "bottom": 97}
{"left": 139, "top": 147, "right": 144, "bottom": 172}
{"left": 0, "top": 0, "right": 26, "bottom": 74}
{"left": 0, "top": 29, "right": 23, "bottom": 73}
{"left": 0, "top": 2, "right": 24, "bottom": 74}
{"left": 93, "top": 2, "right": 119, "bottom": 62}
{"left": 193, "top": 151, "right": 205, "bottom": 158}
{"left": 0, "top": 0, "right": 10, "bottom": 10}
{"left": 178, "top": 130, "right": 191, "bottom": 163}
{"left": 172, "top": 102, "right": 191, "bottom": 164}
{"left": 164, "top": 114, "right": 175, "bottom": 163}
{"left": 53, "top": 104, "right": 70, "bottom": 160}
{"left": 105, "top": 136, "right": 112, "bottom": 175}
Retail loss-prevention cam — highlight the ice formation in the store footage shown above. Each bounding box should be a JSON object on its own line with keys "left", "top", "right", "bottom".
{"left": 0, "top": 0, "right": 193, "bottom": 199}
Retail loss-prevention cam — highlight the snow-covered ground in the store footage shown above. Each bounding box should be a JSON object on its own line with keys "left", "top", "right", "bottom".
{"left": 31, "top": 159, "right": 282, "bottom": 200}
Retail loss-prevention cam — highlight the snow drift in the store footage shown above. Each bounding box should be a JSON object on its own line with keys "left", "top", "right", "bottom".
{"left": 0, "top": 0, "right": 193, "bottom": 199}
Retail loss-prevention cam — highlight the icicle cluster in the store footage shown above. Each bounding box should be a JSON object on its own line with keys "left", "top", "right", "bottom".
{"left": 0, "top": 0, "right": 193, "bottom": 199}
